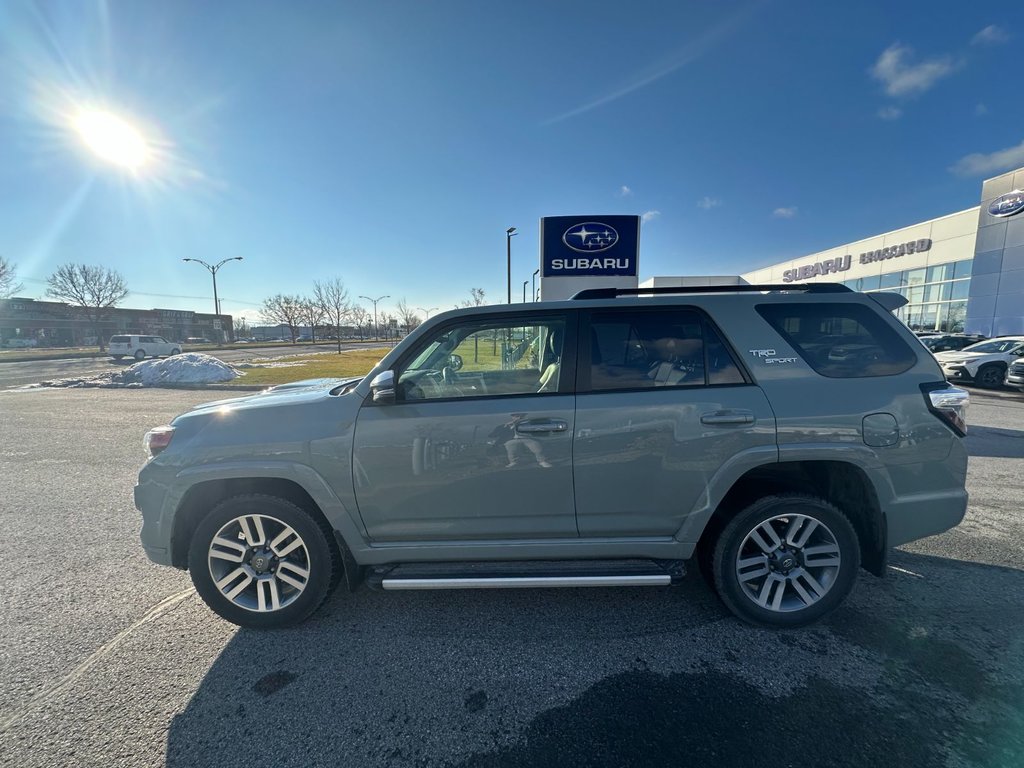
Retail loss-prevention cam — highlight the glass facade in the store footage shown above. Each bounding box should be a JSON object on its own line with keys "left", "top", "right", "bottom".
{"left": 843, "top": 258, "right": 973, "bottom": 332}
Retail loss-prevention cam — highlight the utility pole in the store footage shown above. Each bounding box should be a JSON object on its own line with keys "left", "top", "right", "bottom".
{"left": 522, "top": 281, "right": 528, "bottom": 303}
{"left": 532, "top": 269, "right": 540, "bottom": 302}
{"left": 182, "top": 257, "right": 243, "bottom": 341}
{"left": 359, "top": 294, "right": 389, "bottom": 341}
{"left": 506, "top": 227, "right": 517, "bottom": 304}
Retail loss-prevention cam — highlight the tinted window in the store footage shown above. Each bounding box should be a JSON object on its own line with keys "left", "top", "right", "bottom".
{"left": 110, "top": 336, "right": 130, "bottom": 343}
{"left": 756, "top": 302, "right": 918, "bottom": 378}
{"left": 587, "top": 309, "right": 743, "bottom": 391}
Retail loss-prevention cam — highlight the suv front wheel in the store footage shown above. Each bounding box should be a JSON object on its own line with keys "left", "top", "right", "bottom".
{"left": 188, "top": 494, "right": 338, "bottom": 628}
{"left": 712, "top": 495, "right": 859, "bottom": 628}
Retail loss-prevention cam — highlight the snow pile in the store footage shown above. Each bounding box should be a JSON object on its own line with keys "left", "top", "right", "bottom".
{"left": 121, "top": 353, "right": 241, "bottom": 385}
{"left": 29, "top": 352, "right": 242, "bottom": 388}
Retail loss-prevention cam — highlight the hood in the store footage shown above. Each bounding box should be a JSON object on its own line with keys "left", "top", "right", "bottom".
{"left": 933, "top": 350, "right": 992, "bottom": 362}
{"left": 183, "top": 376, "right": 363, "bottom": 415}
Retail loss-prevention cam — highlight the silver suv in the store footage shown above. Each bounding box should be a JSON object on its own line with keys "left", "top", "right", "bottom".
{"left": 135, "top": 284, "right": 970, "bottom": 629}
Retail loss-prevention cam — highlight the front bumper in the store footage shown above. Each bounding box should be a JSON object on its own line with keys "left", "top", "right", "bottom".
{"left": 941, "top": 365, "right": 974, "bottom": 382}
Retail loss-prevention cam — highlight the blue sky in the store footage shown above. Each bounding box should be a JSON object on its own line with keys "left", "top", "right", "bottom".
{"left": 1, "top": 0, "right": 1022, "bottom": 322}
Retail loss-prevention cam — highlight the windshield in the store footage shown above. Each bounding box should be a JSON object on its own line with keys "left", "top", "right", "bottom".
{"left": 962, "top": 339, "right": 1024, "bottom": 354}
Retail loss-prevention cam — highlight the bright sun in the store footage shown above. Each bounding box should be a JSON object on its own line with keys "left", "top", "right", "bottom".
{"left": 73, "top": 109, "right": 150, "bottom": 170}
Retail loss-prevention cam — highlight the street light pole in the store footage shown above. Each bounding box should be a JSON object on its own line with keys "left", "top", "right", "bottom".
{"left": 522, "top": 281, "right": 528, "bottom": 303}
{"left": 506, "top": 227, "right": 517, "bottom": 304}
{"left": 359, "top": 294, "right": 390, "bottom": 341}
{"left": 416, "top": 306, "right": 438, "bottom": 320}
{"left": 182, "top": 257, "right": 243, "bottom": 341}
{"left": 532, "top": 269, "right": 540, "bottom": 302}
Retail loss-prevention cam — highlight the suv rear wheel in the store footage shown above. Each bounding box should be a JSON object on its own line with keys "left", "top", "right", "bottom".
{"left": 188, "top": 494, "right": 338, "bottom": 628}
{"left": 133, "top": 349, "right": 146, "bottom": 361}
{"left": 712, "top": 494, "right": 859, "bottom": 628}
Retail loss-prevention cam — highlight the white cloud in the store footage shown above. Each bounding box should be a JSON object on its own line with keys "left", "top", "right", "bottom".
{"left": 877, "top": 106, "right": 903, "bottom": 121}
{"left": 772, "top": 207, "right": 798, "bottom": 219}
{"left": 641, "top": 210, "right": 661, "bottom": 223}
{"left": 971, "top": 25, "right": 1009, "bottom": 46}
{"left": 697, "top": 196, "right": 721, "bottom": 210}
{"left": 870, "top": 43, "right": 955, "bottom": 97}
{"left": 949, "top": 139, "right": 1024, "bottom": 177}
{"left": 975, "top": 103, "right": 989, "bottom": 117}
{"left": 619, "top": 185, "right": 633, "bottom": 197}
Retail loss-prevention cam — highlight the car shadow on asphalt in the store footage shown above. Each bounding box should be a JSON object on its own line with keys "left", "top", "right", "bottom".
{"left": 165, "top": 550, "right": 1024, "bottom": 768}
{"left": 966, "top": 425, "right": 1024, "bottom": 459}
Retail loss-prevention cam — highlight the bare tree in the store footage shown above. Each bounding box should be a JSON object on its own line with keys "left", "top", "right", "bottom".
{"left": 260, "top": 294, "right": 304, "bottom": 343}
{"left": 0, "top": 256, "right": 23, "bottom": 299}
{"left": 379, "top": 312, "right": 397, "bottom": 341}
{"left": 45, "top": 263, "right": 129, "bottom": 351}
{"left": 350, "top": 305, "right": 368, "bottom": 341}
{"left": 395, "top": 298, "right": 421, "bottom": 335}
{"left": 298, "top": 297, "right": 325, "bottom": 343}
{"left": 460, "top": 287, "right": 486, "bottom": 308}
{"left": 313, "top": 278, "right": 351, "bottom": 353}
{"left": 233, "top": 316, "right": 250, "bottom": 339}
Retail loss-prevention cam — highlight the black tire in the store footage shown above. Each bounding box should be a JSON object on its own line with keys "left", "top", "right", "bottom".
{"left": 112, "top": 355, "right": 124, "bottom": 361}
{"left": 712, "top": 494, "right": 860, "bottom": 628}
{"left": 975, "top": 363, "right": 1005, "bottom": 389}
{"left": 134, "top": 349, "right": 146, "bottom": 361}
{"left": 188, "top": 494, "right": 339, "bottom": 629}
{"left": 170, "top": 348, "right": 181, "bottom": 355}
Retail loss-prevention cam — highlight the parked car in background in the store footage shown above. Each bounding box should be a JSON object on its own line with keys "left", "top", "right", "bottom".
{"left": 934, "top": 336, "right": 1024, "bottom": 388}
{"left": 919, "top": 334, "right": 987, "bottom": 354}
{"left": 1006, "top": 358, "right": 1024, "bottom": 392}
{"left": 3, "top": 338, "right": 38, "bottom": 348}
{"left": 136, "top": 284, "right": 970, "bottom": 631}
{"left": 185, "top": 337, "right": 212, "bottom": 344}
{"left": 109, "top": 335, "right": 181, "bottom": 361}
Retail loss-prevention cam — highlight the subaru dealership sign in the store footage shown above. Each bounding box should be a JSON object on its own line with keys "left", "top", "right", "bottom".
{"left": 541, "top": 215, "right": 640, "bottom": 277}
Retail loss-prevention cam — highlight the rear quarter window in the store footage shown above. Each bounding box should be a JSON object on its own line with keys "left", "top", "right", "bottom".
{"left": 110, "top": 336, "right": 131, "bottom": 343}
{"left": 756, "top": 302, "right": 917, "bottom": 378}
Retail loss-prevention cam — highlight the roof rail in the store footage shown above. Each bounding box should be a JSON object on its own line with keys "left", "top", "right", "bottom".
{"left": 570, "top": 283, "right": 853, "bottom": 300}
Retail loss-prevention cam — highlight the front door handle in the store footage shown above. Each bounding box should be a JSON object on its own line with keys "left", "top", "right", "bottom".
{"left": 515, "top": 419, "right": 569, "bottom": 434}
{"left": 700, "top": 410, "right": 755, "bottom": 426}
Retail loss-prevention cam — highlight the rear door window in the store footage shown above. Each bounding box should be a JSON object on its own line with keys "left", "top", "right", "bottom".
{"left": 584, "top": 308, "right": 745, "bottom": 391}
{"left": 110, "top": 336, "right": 131, "bottom": 344}
{"left": 756, "top": 302, "right": 917, "bottom": 377}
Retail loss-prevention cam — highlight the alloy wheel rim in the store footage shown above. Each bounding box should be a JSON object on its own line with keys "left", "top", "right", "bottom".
{"left": 735, "top": 513, "right": 841, "bottom": 613}
{"left": 207, "top": 514, "right": 311, "bottom": 612}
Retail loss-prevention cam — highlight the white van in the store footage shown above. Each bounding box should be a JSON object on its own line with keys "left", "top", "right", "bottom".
{"left": 109, "top": 335, "right": 181, "bottom": 361}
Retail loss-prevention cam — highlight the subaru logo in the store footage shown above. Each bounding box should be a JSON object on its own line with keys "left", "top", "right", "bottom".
{"left": 562, "top": 222, "right": 619, "bottom": 253}
{"left": 989, "top": 190, "right": 1024, "bottom": 218}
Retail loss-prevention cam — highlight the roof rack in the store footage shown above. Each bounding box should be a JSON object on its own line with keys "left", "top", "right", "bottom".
{"left": 570, "top": 283, "right": 852, "bottom": 300}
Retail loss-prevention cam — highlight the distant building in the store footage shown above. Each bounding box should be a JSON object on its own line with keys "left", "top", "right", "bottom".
{"left": 0, "top": 298, "right": 233, "bottom": 346}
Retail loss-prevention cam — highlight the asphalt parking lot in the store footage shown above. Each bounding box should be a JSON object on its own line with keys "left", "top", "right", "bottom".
{"left": 0, "top": 387, "right": 1022, "bottom": 768}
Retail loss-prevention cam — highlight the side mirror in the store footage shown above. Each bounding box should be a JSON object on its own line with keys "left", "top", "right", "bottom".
{"left": 448, "top": 353, "right": 464, "bottom": 371}
{"left": 370, "top": 370, "right": 396, "bottom": 404}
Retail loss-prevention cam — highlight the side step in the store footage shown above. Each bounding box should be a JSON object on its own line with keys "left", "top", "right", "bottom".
{"left": 366, "top": 559, "right": 685, "bottom": 591}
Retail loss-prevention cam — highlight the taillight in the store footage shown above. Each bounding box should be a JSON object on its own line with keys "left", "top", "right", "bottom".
{"left": 144, "top": 425, "right": 175, "bottom": 457}
{"left": 921, "top": 383, "right": 969, "bottom": 437}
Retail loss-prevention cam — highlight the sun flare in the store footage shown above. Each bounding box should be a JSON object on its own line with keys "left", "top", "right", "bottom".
{"left": 73, "top": 109, "right": 150, "bottom": 170}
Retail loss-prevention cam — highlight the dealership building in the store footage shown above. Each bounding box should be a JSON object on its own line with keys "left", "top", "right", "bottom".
{"left": 735, "top": 166, "right": 1024, "bottom": 337}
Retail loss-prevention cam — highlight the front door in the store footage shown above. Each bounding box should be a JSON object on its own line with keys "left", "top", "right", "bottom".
{"left": 352, "top": 312, "right": 578, "bottom": 542}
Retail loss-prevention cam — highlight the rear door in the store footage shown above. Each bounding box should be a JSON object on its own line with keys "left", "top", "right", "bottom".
{"left": 573, "top": 307, "right": 776, "bottom": 538}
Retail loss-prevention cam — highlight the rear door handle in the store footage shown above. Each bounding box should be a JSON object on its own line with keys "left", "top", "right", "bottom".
{"left": 700, "top": 410, "right": 755, "bottom": 426}
{"left": 515, "top": 419, "right": 569, "bottom": 434}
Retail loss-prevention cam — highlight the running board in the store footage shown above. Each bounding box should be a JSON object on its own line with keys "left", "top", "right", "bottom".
{"left": 367, "top": 559, "right": 684, "bottom": 591}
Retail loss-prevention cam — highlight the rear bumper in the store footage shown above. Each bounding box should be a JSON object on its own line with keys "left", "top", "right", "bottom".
{"left": 886, "top": 488, "right": 968, "bottom": 547}
{"left": 134, "top": 480, "right": 175, "bottom": 566}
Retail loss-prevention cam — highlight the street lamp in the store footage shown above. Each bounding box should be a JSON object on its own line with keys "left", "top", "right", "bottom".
{"left": 506, "top": 227, "right": 517, "bottom": 304}
{"left": 532, "top": 268, "right": 540, "bottom": 302}
{"left": 522, "top": 281, "right": 528, "bottom": 303}
{"left": 182, "top": 257, "right": 243, "bottom": 340}
{"left": 416, "top": 306, "right": 438, "bottom": 320}
{"left": 359, "top": 294, "right": 390, "bottom": 341}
